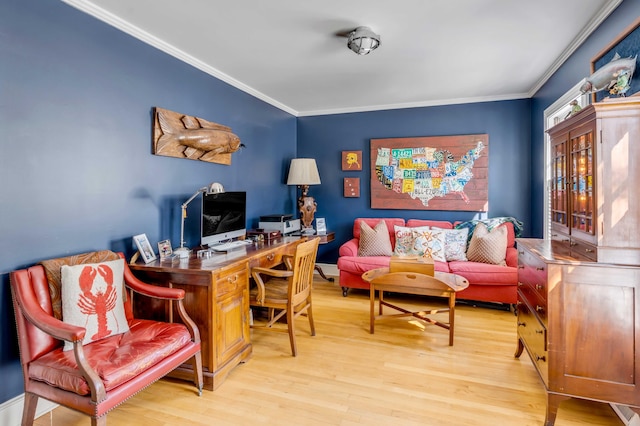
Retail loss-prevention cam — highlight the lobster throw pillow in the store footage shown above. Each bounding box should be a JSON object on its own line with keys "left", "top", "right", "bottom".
{"left": 61, "top": 258, "right": 129, "bottom": 351}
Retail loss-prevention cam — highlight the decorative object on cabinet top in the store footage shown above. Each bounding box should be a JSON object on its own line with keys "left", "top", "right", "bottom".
{"left": 152, "top": 107, "right": 244, "bottom": 165}
{"left": 589, "top": 16, "right": 640, "bottom": 102}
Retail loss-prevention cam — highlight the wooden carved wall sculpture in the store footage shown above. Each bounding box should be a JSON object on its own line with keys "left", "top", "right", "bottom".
{"left": 152, "top": 107, "right": 244, "bottom": 165}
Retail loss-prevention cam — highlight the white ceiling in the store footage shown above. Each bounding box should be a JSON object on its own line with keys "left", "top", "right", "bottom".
{"left": 63, "top": 0, "right": 621, "bottom": 116}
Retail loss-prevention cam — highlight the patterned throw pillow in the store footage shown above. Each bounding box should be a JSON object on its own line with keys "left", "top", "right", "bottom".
{"left": 466, "top": 222, "right": 507, "bottom": 265}
{"left": 434, "top": 227, "right": 469, "bottom": 261}
{"left": 61, "top": 258, "right": 130, "bottom": 351}
{"left": 358, "top": 220, "right": 393, "bottom": 256}
{"left": 413, "top": 228, "right": 447, "bottom": 262}
{"left": 393, "top": 225, "right": 430, "bottom": 256}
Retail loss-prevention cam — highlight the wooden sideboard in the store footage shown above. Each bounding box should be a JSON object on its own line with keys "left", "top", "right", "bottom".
{"left": 515, "top": 238, "right": 640, "bottom": 425}
{"left": 130, "top": 237, "right": 303, "bottom": 391}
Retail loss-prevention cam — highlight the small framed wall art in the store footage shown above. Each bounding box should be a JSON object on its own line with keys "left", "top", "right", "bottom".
{"left": 342, "top": 150, "right": 362, "bottom": 171}
{"left": 344, "top": 177, "right": 360, "bottom": 197}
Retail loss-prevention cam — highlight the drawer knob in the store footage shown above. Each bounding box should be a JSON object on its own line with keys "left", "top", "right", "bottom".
{"left": 536, "top": 305, "right": 544, "bottom": 313}
{"left": 535, "top": 267, "right": 544, "bottom": 271}
{"left": 518, "top": 265, "right": 524, "bottom": 269}
{"left": 517, "top": 322, "right": 526, "bottom": 327}
{"left": 535, "top": 354, "right": 546, "bottom": 362}
{"left": 585, "top": 248, "right": 594, "bottom": 253}
{"left": 227, "top": 274, "right": 238, "bottom": 283}
{"left": 267, "top": 254, "right": 275, "bottom": 261}
{"left": 535, "top": 284, "right": 544, "bottom": 290}
{"left": 535, "top": 329, "right": 543, "bottom": 334}
{"left": 570, "top": 242, "right": 577, "bottom": 247}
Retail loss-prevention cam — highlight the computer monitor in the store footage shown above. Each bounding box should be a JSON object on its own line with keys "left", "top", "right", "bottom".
{"left": 201, "top": 191, "right": 246, "bottom": 247}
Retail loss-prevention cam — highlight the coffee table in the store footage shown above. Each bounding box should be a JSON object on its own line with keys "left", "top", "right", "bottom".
{"left": 362, "top": 268, "right": 469, "bottom": 346}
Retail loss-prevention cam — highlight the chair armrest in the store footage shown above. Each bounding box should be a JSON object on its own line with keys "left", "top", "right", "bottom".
{"left": 11, "top": 271, "right": 86, "bottom": 343}
{"left": 119, "top": 253, "right": 186, "bottom": 300}
{"left": 250, "top": 267, "right": 293, "bottom": 305}
{"left": 282, "top": 254, "right": 294, "bottom": 270}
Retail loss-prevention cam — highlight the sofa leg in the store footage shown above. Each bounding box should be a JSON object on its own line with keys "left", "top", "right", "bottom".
{"left": 341, "top": 287, "right": 349, "bottom": 297}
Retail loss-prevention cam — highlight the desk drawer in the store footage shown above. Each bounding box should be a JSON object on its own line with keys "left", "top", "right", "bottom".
{"left": 217, "top": 263, "right": 248, "bottom": 297}
{"left": 252, "top": 247, "right": 289, "bottom": 269}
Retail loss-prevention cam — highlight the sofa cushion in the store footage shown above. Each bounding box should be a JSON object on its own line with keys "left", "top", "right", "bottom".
{"left": 413, "top": 228, "right": 447, "bottom": 262}
{"left": 466, "top": 222, "right": 507, "bottom": 265}
{"left": 434, "top": 227, "right": 469, "bottom": 261}
{"left": 28, "top": 318, "right": 193, "bottom": 396}
{"left": 61, "top": 259, "right": 129, "bottom": 351}
{"left": 393, "top": 225, "right": 430, "bottom": 256}
{"left": 338, "top": 256, "right": 450, "bottom": 276}
{"left": 448, "top": 261, "right": 517, "bottom": 286}
{"left": 358, "top": 220, "right": 393, "bottom": 256}
{"left": 353, "top": 218, "right": 405, "bottom": 248}
{"left": 406, "top": 219, "right": 454, "bottom": 229}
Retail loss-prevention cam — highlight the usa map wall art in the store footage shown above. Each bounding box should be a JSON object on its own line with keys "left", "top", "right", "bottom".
{"left": 370, "top": 134, "right": 488, "bottom": 211}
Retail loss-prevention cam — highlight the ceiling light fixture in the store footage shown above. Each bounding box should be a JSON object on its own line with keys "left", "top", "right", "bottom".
{"left": 347, "top": 26, "right": 381, "bottom": 55}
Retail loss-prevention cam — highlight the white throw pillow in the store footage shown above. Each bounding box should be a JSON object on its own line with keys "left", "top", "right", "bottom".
{"left": 433, "top": 227, "right": 469, "bottom": 261}
{"left": 413, "top": 228, "right": 447, "bottom": 262}
{"left": 61, "top": 258, "right": 129, "bottom": 351}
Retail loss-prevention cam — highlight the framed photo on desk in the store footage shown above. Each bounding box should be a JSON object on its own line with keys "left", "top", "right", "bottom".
{"left": 316, "top": 218, "right": 327, "bottom": 235}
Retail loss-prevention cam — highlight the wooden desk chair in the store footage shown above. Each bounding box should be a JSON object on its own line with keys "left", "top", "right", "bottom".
{"left": 249, "top": 238, "right": 320, "bottom": 356}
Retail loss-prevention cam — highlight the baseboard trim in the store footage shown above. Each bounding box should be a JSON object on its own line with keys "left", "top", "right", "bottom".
{"left": 315, "top": 263, "right": 338, "bottom": 278}
{"left": 0, "top": 393, "right": 58, "bottom": 426}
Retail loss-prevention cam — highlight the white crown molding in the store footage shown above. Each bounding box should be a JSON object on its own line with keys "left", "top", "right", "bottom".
{"left": 528, "top": 0, "right": 623, "bottom": 97}
{"left": 60, "top": 0, "right": 298, "bottom": 116}
{"left": 297, "top": 93, "right": 530, "bottom": 117}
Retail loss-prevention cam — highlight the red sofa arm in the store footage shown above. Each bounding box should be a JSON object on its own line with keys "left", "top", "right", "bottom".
{"left": 339, "top": 239, "right": 359, "bottom": 257}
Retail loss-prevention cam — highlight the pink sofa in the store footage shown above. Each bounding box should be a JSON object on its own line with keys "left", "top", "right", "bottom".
{"left": 337, "top": 218, "right": 518, "bottom": 305}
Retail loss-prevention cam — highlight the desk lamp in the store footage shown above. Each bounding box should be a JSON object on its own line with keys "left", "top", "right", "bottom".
{"left": 287, "top": 158, "right": 321, "bottom": 235}
{"left": 174, "top": 182, "right": 225, "bottom": 258}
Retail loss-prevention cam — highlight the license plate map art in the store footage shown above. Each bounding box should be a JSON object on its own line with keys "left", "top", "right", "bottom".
{"left": 370, "top": 134, "right": 488, "bottom": 211}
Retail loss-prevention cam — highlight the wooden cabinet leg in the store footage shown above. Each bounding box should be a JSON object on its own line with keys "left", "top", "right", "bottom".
{"left": 514, "top": 338, "right": 524, "bottom": 358}
{"left": 545, "top": 393, "right": 569, "bottom": 426}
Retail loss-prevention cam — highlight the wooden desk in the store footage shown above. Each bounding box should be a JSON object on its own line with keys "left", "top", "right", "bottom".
{"left": 130, "top": 237, "right": 303, "bottom": 391}
{"left": 362, "top": 268, "right": 468, "bottom": 346}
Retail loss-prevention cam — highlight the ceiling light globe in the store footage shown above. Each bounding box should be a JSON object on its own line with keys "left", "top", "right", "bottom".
{"left": 347, "top": 26, "right": 381, "bottom": 55}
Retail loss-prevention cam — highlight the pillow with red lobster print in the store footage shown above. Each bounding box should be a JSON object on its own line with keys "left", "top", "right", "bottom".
{"left": 60, "top": 258, "right": 129, "bottom": 351}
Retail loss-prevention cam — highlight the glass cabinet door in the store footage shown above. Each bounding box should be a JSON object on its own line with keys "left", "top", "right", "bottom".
{"left": 569, "top": 131, "right": 594, "bottom": 236}
{"left": 551, "top": 138, "right": 568, "bottom": 229}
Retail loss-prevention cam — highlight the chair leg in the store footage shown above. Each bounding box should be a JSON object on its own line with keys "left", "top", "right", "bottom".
{"left": 287, "top": 305, "right": 297, "bottom": 356}
{"left": 307, "top": 297, "right": 316, "bottom": 336}
{"left": 21, "top": 392, "right": 38, "bottom": 426}
{"left": 192, "top": 351, "right": 204, "bottom": 396}
{"left": 91, "top": 415, "right": 107, "bottom": 426}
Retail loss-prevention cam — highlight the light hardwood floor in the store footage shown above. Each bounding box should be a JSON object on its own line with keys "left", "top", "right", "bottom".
{"left": 35, "top": 276, "right": 621, "bottom": 425}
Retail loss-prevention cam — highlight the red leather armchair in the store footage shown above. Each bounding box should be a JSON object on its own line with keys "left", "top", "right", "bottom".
{"left": 10, "top": 251, "right": 203, "bottom": 426}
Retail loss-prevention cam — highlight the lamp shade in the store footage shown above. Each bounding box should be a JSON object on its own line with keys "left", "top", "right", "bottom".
{"left": 287, "top": 158, "right": 321, "bottom": 185}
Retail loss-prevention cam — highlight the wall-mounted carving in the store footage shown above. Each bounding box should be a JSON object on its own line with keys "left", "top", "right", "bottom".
{"left": 152, "top": 107, "right": 244, "bottom": 165}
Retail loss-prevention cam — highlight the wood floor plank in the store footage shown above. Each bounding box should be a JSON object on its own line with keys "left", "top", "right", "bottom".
{"left": 34, "top": 277, "right": 621, "bottom": 425}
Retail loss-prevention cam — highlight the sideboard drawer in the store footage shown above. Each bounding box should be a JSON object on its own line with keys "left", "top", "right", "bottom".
{"left": 517, "top": 295, "right": 548, "bottom": 385}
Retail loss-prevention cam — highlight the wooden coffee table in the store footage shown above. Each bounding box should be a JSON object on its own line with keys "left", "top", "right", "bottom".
{"left": 362, "top": 268, "right": 469, "bottom": 346}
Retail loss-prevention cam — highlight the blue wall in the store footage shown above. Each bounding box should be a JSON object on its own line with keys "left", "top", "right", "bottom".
{"left": 299, "top": 99, "right": 533, "bottom": 263}
{"left": 1, "top": 0, "right": 636, "bottom": 409}
{"left": 0, "top": 0, "right": 296, "bottom": 403}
